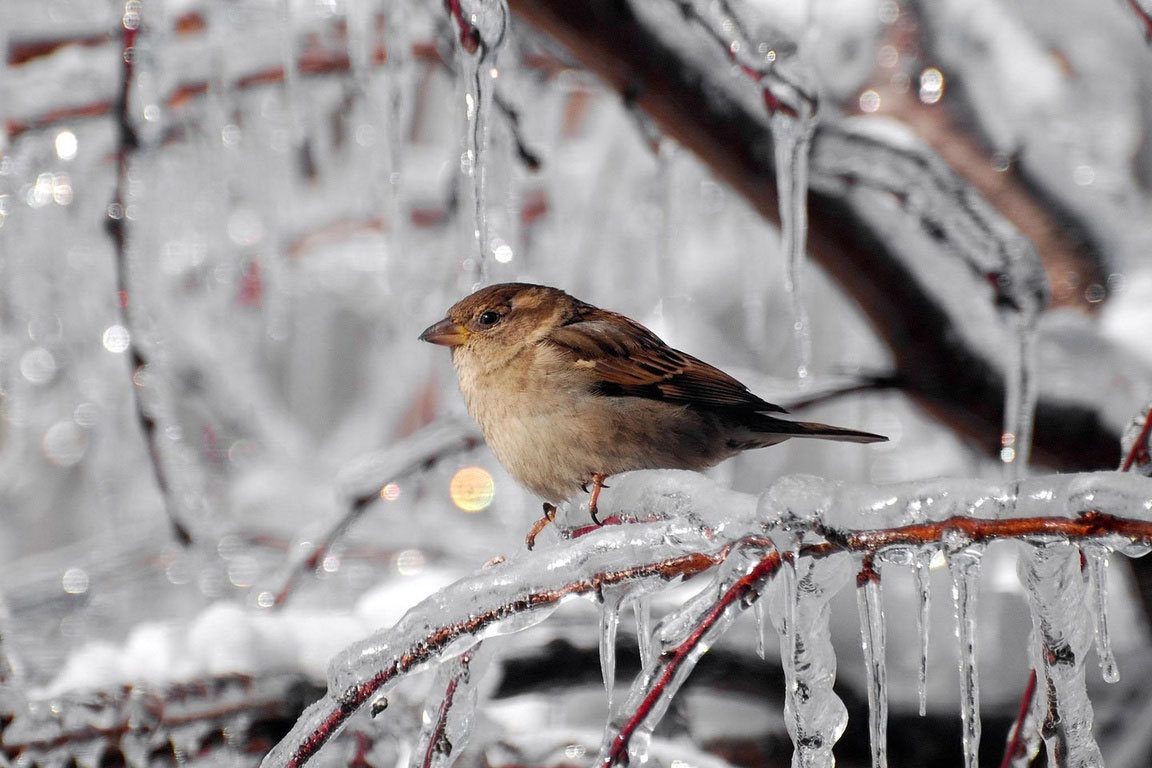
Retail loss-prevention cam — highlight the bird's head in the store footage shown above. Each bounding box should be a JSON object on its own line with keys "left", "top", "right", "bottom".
{"left": 420, "top": 283, "right": 575, "bottom": 370}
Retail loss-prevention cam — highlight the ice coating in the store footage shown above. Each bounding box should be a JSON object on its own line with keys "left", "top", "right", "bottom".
{"left": 856, "top": 567, "right": 888, "bottom": 768}
{"left": 947, "top": 547, "right": 984, "bottom": 768}
{"left": 769, "top": 555, "right": 852, "bottom": 768}
{"left": 412, "top": 643, "right": 491, "bottom": 768}
{"left": 600, "top": 540, "right": 780, "bottom": 768}
{"left": 264, "top": 513, "right": 730, "bottom": 768}
{"left": 1019, "top": 545, "right": 1104, "bottom": 767}
{"left": 810, "top": 117, "right": 1048, "bottom": 471}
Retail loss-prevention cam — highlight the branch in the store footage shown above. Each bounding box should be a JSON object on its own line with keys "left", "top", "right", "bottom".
{"left": 262, "top": 469, "right": 1152, "bottom": 768}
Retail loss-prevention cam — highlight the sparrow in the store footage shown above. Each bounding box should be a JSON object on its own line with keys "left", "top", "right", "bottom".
{"left": 420, "top": 283, "right": 886, "bottom": 524}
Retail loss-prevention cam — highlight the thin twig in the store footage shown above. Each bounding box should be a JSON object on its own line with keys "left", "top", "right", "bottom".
{"left": 998, "top": 670, "right": 1038, "bottom": 768}
{"left": 106, "top": 8, "right": 192, "bottom": 545}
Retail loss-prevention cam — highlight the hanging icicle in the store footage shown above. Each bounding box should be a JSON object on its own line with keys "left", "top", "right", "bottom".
{"left": 445, "top": 0, "right": 509, "bottom": 290}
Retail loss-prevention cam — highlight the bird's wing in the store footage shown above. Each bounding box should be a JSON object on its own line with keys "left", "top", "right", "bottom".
{"left": 544, "top": 308, "right": 787, "bottom": 414}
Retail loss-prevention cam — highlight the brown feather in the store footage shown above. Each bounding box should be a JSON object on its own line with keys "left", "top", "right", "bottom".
{"left": 545, "top": 305, "right": 788, "bottom": 414}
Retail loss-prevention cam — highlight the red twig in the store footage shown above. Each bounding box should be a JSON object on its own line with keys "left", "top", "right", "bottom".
{"left": 421, "top": 646, "right": 477, "bottom": 768}
{"left": 602, "top": 545, "right": 782, "bottom": 768}
{"left": 444, "top": 0, "right": 482, "bottom": 54}
{"left": 1121, "top": 407, "right": 1152, "bottom": 472}
{"left": 669, "top": 0, "right": 805, "bottom": 118}
{"left": 1128, "top": 0, "right": 1152, "bottom": 41}
{"left": 998, "top": 670, "right": 1038, "bottom": 768}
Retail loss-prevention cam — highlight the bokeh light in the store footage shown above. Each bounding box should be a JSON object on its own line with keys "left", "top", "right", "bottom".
{"left": 449, "top": 466, "right": 494, "bottom": 513}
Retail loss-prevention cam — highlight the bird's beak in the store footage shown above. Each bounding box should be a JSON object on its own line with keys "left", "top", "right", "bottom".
{"left": 419, "top": 318, "right": 470, "bottom": 347}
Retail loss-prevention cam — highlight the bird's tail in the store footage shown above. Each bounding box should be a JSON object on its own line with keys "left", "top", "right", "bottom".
{"left": 752, "top": 414, "right": 888, "bottom": 444}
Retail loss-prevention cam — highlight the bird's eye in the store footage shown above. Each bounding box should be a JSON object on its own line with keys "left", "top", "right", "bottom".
{"left": 477, "top": 310, "right": 501, "bottom": 327}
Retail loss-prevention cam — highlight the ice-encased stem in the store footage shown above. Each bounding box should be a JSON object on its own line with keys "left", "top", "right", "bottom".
{"left": 1083, "top": 546, "right": 1119, "bottom": 683}
{"left": 1019, "top": 544, "right": 1104, "bottom": 767}
{"left": 948, "top": 547, "right": 984, "bottom": 768}
{"left": 856, "top": 570, "right": 888, "bottom": 768}
{"left": 769, "top": 555, "right": 852, "bottom": 768}
{"left": 915, "top": 549, "right": 933, "bottom": 717}
{"left": 412, "top": 643, "right": 489, "bottom": 768}
{"left": 771, "top": 108, "right": 816, "bottom": 383}
{"left": 600, "top": 542, "right": 779, "bottom": 768}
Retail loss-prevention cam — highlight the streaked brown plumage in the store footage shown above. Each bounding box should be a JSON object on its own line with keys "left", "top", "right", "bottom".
{"left": 420, "top": 283, "right": 886, "bottom": 510}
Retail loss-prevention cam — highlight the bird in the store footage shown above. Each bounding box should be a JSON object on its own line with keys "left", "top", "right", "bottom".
{"left": 420, "top": 283, "right": 886, "bottom": 531}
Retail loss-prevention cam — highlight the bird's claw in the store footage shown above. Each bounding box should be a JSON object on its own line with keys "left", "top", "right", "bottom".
{"left": 525, "top": 503, "right": 558, "bottom": 550}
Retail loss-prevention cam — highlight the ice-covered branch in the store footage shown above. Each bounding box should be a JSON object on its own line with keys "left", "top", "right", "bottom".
{"left": 263, "top": 469, "right": 1152, "bottom": 768}
{"left": 505, "top": 0, "right": 1150, "bottom": 470}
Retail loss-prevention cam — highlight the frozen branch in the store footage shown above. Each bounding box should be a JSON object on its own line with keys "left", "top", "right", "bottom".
{"left": 263, "top": 469, "right": 1152, "bottom": 768}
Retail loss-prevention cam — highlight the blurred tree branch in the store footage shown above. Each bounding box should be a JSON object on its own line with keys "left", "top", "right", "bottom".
{"left": 507, "top": 0, "right": 1150, "bottom": 471}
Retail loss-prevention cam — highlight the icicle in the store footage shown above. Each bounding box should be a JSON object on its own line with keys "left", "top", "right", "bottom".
{"left": 1083, "top": 546, "right": 1119, "bottom": 683}
{"left": 633, "top": 595, "right": 654, "bottom": 669}
{"left": 947, "top": 545, "right": 984, "bottom": 768}
{"left": 771, "top": 105, "right": 817, "bottom": 384}
{"left": 914, "top": 548, "right": 933, "bottom": 717}
{"left": 768, "top": 555, "right": 852, "bottom": 768}
{"left": 600, "top": 589, "right": 623, "bottom": 712}
{"left": 1000, "top": 308, "right": 1040, "bottom": 479}
{"left": 1019, "top": 544, "right": 1103, "bottom": 767}
{"left": 450, "top": 0, "right": 509, "bottom": 289}
{"left": 856, "top": 564, "right": 888, "bottom": 768}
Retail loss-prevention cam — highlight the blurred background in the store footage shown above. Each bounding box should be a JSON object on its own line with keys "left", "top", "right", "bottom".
{"left": 3, "top": 0, "right": 1152, "bottom": 766}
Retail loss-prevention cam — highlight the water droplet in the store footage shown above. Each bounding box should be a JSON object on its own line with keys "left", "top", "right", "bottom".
{"left": 55, "top": 130, "right": 78, "bottom": 161}
{"left": 103, "top": 325, "right": 131, "bottom": 353}
{"left": 62, "top": 567, "right": 90, "bottom": 594}
{"left": 396, "top": 549, "right": 426, "bottom": 576}
{"left": 20, "top": 347, "right": 57, "bottom": 383}
{"left": 44, "top": 421, "right": 87, "bottom": 466}
{"left": 919, "top": 68, "right": 944, "bottom": 104}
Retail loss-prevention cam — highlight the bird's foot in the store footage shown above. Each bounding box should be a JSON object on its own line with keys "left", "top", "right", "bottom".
{"left": 525, "top": 503, "right": 558, "bottom": 550}
{"left": 588, "top": 473, "right": 609, "bottom": 525}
